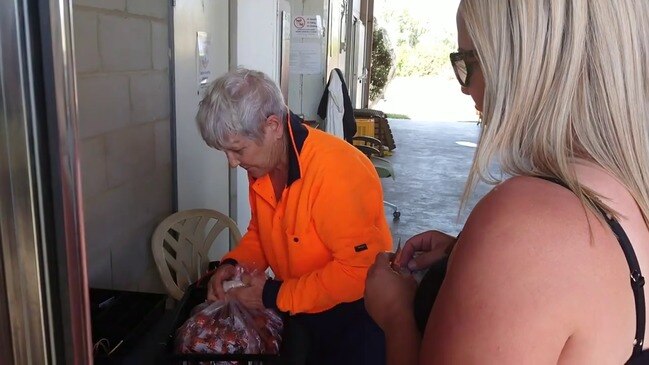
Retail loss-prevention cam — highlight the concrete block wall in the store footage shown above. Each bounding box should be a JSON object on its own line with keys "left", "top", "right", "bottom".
{"left": 73, "top": 0, "right": 171, "bottom": 293}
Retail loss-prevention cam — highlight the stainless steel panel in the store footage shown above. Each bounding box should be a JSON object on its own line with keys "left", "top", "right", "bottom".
{"left": 0, "top": 1, "right": 48, "bottom": 364}
{"left": 0, "top": 0, "right": 93, "bottom": 363}
{"left": 39, "top": 0, "right": 94, "bottom": 363}
{"left": 0, "top": 0, "right": 51, "bottom": 362}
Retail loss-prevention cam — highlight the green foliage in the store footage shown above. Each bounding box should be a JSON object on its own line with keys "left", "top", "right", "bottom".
{"left": 376, "top": 7, "right": 457, "bottom": 78}
{"left": 395, "top": 34, "right": 456, "bottom": 77}
{"left": 385, "top": 113, "right": 411, "bottom": 119}
{"left": 369, "top": 8, "right": 458, "bottom": 103}
{"left": 369, "top": 24, "right": 394, "bottom": 102}
{"left": 395, "top": 11, "right": 426, "bottom": 48}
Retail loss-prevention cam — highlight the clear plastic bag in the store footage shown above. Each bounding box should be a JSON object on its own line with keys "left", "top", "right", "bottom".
{"left": 175, "top": 268, "right": 283, "bottom": 356}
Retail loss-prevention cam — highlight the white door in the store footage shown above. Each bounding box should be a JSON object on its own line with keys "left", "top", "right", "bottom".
{"left": 326, "top": 0, "right": 347, "bottom": 74}
{"left": 353, "top": 20, "right": 366, "bottom": 108}
{"left": 173, "top": 0, "right": 231, "bottom": 257}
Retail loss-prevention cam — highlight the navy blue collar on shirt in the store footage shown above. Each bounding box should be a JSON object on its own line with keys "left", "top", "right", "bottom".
{"left": 287, "top": 111, "right": 308, "bottom": 186}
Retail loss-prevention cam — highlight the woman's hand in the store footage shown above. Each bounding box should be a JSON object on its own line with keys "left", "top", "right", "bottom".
{"left": 365, "top": 252, "right": 418, "bottom": 331}
{"left": 207, "top": 264, "right": 237, "bottom": 301}
{"left": 226, "top": 272, "right": 266, "bottom": 310}
{"left": 400, "top": 230, "right": 456, "bottom": 271}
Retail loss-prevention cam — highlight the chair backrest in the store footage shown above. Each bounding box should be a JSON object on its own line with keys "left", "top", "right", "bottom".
{"left": 353, "top": 136, "right": 384, "bottom": 157}
{"left": 371, "top": 156, "right": 395, "bottom": 179}
{"left": 351, "top": 136, "right": 395, "bottom": 179}
{"left": 151, "top": 209, "right": 242, "bottom": 300}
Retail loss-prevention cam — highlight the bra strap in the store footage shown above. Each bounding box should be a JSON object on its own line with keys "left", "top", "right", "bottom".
{"left": 537, "top": 176, "right": 645, "bottom": 353}
{"left": 603, "top": 213, "right": 646, "bottom": 354}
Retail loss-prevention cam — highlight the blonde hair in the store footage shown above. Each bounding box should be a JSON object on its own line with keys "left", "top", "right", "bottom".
{"left": 458, "top": 0, "right": 649, "bottom": 224}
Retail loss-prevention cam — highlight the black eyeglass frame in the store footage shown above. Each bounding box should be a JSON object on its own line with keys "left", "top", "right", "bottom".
{"left": 449, "top": 50, "right": 477, "bottom": 87}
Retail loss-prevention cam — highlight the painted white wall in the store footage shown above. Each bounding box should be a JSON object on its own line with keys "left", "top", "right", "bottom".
{"left": 231, "top": 0, "right": 281, "bottom": 78}
{"left": 230, "top": 0, "right": 290, "bottom": 229}
{"left": 174, "top": 0, "right": 232, "bottom": 260}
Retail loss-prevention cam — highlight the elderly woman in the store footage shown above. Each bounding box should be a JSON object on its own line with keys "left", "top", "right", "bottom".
{"left": 365, "top": 0, "right": 649, "bottom": 364}
{"left": 196, "top": 68, "right": 391, "bottom": 364}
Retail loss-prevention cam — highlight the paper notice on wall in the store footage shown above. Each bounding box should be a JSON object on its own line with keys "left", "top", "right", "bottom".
{"left": 290, "top": 42, "right": 322, "bottom": 75}
{"left": 197, "top": 31, "right": 211, "bottom": 94}
{"left": 291, "top": 15, "right": 323, "bottom": 39}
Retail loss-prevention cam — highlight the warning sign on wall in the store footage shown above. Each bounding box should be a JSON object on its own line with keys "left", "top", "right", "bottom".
{"left": 291, "top": 15, "right": 323, "bottom": 38}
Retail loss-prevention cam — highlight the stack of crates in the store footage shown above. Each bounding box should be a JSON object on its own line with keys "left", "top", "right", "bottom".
{"left": 355, "top": 118, "right": 376, "bottom": 138}
{"left": 375, "top": 117, "right": 396, "bottom": 151}
{"left": 353, "top": 109, "right": 396, "bottom": 152}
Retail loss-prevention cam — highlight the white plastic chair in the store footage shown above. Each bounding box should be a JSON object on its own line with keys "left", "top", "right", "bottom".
{"left": 151, "top": 209, "right": 242, "bottom": 300}
{"left": 353, "top": 136, "right": 401, "bottom": 220}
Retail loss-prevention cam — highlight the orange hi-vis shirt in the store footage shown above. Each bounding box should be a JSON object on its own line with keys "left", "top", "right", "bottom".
{"left": 222, "top": 112, "right": 391, "bottom": 315}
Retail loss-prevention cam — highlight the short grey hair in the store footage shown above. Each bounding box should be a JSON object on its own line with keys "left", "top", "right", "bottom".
{"left": 196, "top": 68, "right": 286, "bottom": 149}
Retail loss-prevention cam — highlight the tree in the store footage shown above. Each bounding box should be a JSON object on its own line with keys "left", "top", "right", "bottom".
{"left": 369, "top": 23, "right": 395, "bottom": 104}
{"left": 395, "top": 32, "right": 456, "bottom": 77}
{"left": 375, "top": 7, "right": 457, "bottom": 78}
{"left": 396, "top": 10, "right": 426, "bottom": 48}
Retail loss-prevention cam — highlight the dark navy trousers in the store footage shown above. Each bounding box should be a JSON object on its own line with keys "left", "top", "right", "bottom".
{"left": 280, "top": 299, "right": 386, "bottom": 365}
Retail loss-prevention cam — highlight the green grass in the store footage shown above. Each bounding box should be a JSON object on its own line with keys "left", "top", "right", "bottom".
{"left": 385, "top": 113, "right": 411, "bottom": 120}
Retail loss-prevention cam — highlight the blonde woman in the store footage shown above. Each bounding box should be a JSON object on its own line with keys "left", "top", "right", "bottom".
{"left": 365, "top": 0, "right": 649, "bottom": 364}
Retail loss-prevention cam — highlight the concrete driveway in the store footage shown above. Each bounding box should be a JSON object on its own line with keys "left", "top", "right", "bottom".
{"left": 381, "top": 119, "right": 495, "bottom": 248}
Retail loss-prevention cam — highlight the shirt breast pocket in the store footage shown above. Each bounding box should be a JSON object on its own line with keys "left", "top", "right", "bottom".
{"left": 284, "top": 225, "right": 330, "bottom": 277}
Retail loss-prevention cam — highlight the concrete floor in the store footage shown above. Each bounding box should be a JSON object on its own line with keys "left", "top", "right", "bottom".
{"left": 380, "top": 119, "right": 495, "bottom": 248}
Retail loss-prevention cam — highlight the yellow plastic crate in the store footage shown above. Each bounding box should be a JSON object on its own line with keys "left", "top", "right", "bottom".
{"left": 355, "top": 118, "right": 375, "bottom": 138}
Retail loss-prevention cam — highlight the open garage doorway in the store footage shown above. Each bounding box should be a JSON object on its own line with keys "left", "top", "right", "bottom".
{"left": 367, "top": 0, "right": 493, "bottom": 241}
{"left": 370, "top": 0, "right": 479, "bottom": 122}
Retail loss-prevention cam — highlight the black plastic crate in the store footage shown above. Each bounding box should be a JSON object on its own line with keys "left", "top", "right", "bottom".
{"left": 164, "top": 283, "right": 283, "bottom": 364}
{"left": 90, "top": 288, "right": 166, "bottom": 363}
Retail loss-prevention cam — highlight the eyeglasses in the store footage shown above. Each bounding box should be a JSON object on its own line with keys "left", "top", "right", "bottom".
{"left": 449, "top": 50, "right": 477, "bottom": 87}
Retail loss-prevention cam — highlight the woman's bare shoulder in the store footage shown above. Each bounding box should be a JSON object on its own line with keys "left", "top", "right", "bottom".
{"left": 460, "top": 175, "right": 593, "bottom": 247}
{"left": 421, "top": 176, "right": 604, "bottom": 363}
{"left": 453, "top": 175, "right": 606, "bottom": 280}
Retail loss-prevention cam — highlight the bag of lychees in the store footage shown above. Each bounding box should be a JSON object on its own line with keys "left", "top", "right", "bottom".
{"left": 175, "top": 267, "right": 283, "bottom": 357}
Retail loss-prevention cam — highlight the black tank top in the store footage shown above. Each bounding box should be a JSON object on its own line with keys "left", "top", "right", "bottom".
{"left": 412, "top": 177, "right": 649, "bottom": 364}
